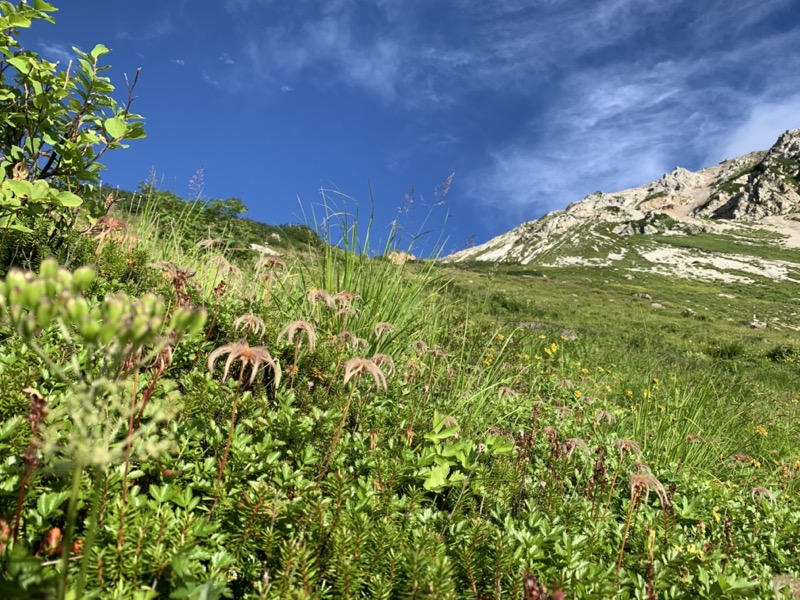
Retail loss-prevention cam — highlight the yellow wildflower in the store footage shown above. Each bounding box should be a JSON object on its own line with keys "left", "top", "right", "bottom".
{"left": 756, "top": 426, "right": 767, "bottom": 436}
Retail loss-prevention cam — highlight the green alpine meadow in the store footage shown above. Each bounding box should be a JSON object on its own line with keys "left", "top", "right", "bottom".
{"left": 1, "top": 3, "right": 799, "bottom": 598}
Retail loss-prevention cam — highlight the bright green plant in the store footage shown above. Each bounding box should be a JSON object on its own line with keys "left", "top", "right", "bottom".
{"left": 0, "top": 258, "right": 204, "bottom": 598}
{"left": 0, "top": 0, "right": 144, "bottom": 249}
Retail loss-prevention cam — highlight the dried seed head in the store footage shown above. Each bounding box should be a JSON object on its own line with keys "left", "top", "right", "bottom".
{"left": 306, "top": 288, "right": 335, "bottom": 308}
{"left": 542, "top": 427, "right": 559, "bottom": 442}
{"left": 196, "top": 237, "right": 226, "bottom": 249}
{"left": 428, "top": 346, "right": 447, "bottom": 359}
{"left": 256, "top": 256, "right": 285, "bottom": 271}
{"left": 498, "top": 386, "right": 517, "bottom": 400}
{"left": 750, "top": 487, "right": 776, "bottom": 504}
{"left": 630, "top": 465, "right": 670, "bottom": 507}
{"left": 343, "top": 357, "right": 387, "bottom": 391}
{"left": 208, "top": 342, "right": 280, "bottom": 387}
{"left": 556, "top": 406, "right": 572, "bottom": 420}
{"left": 411, "top": 340, "right": 429, "bottom": 354}
{"left": 333, "top": 290, "right": 361, "bottom": 307}
{"left": 372, "top": 321, "right": 396, "bottom": 338}
{"left": 616, "top": 439, "right": 643, "bottom": 460}
{"left": 372, "top": 353, "right": 396, "bottom": 377}
{"left": 443, "top": 415, "right": 459, "bottom": 429}
{"left": 595, "top": 410, "right": 617, "bottom": 424}
{"left": 233, "top": 314, "right": 266, "bottom": 337}
{"left": 336, "top": 306, "right": 358, "bottom": 318}
{"left": 565, "top": 438, "right": 590, "bottom": 459}
{"left": 337, "top": 330, "right": 368, "bottom": 350}
{"left": 278, "top": 320, "right": 316, "bottom": 352}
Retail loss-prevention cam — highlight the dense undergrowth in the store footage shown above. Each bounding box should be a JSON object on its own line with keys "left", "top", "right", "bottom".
{"left": 2, "top": 2, "right": 800, "bottom": 598}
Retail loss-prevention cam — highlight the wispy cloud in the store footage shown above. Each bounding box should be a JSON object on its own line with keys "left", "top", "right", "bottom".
{"left": 463, "top": 4, "right": 800, "bottom": 220}
{"left": 171, "top": 58, "right": 186, "bottom": 66}
{"left": 220, "top": 0, "right": 800, "bottom": 225}
{"left": 280, "top": 84, "right": 294, "bottom": 92}
{"left": 713, "top": 94, "right": 800, "bottom": 161}
{"left": 240, "top": 12, "right": 404, "bottom": 100}
{"left": 219, "top": 53, "right": 235, "bottom": 65}
{"left": 38, "top": 41, "right": 72, "bottom": 65}
{"left": 118, "top": 12, "right": 172, "bottom": 40}
{"left": 202, "top": 71, "right": 220, "bottom": 87}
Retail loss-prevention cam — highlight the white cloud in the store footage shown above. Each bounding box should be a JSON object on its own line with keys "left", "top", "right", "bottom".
{"left": 118, "top": 12, "right": 172, "bottom": 40}
{"left": 713, "top": 95, "right": 800, "bottom": 161}
{"left": 280, "top": 84, "right": 294, "bottom": 92}
{"left": 219, "top": 53, "right": 235, "bottom": 65}
{"left": 171, "top": 58, "right": 186, "bottom": 66}
{"left": 219, "top": 0, "right": 800, "bottom": 224}
{"left": 202, "top": 71, "right": 220, "bottom": 86}
{"left": 243, "top": 11, "right": 404, "bottom": 100}
{"left": 468, "top": 34, "right": 800, "bottom": 220}
{"left": 38, "top": 41, "right": 72, "bottom": 65}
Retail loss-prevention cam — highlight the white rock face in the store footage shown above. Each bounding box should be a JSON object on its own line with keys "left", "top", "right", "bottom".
{"left": 444, "top": 129, "right": 800, "bottom": 279}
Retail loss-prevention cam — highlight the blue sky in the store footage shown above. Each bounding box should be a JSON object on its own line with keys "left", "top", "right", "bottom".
{"left": 33, "top": 0, "right": 800, "bottom": 255}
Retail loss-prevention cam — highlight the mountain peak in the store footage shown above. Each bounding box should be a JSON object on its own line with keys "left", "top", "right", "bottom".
{"left": 446, "top": 129, "right": 800, "bottom": 282}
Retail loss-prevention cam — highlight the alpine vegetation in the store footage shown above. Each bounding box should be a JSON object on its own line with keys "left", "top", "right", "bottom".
{"left": 1, "top": 3, "right": 799, "bottom": 599}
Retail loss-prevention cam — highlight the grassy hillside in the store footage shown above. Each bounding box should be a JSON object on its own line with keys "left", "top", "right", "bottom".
{"left": 1, "top": 183, "right": 799, "bottom": 598}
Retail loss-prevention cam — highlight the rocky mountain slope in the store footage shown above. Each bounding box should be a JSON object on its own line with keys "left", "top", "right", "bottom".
{"left": 447, "top": 129, "right": 800, "bottom": 283}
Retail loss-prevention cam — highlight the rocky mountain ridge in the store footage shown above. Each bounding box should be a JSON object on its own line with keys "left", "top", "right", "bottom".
{"left": 446, "top": 129, "right": 800, "bottom": 282}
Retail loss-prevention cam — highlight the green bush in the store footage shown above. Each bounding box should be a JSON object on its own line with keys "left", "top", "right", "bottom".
{"left": 0, "top": 0, "right": 144, "bottom": 267}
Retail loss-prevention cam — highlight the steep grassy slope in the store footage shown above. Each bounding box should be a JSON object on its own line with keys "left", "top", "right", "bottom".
{"left": 1, "top": 196, "right": 799, "bottom": 597}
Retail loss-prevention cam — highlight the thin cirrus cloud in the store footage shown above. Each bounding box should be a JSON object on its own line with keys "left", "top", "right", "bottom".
{"left": 37, "top": 41, "right": 73, "bottom": 65}
{"left": 463, "top": 4, "right": 800, "bottom": 218}
{"left": 220, "top": 0, "right": 800, "bottom": 222}
{"left": 117, "top": 12, "right": 173, "bottom": 41}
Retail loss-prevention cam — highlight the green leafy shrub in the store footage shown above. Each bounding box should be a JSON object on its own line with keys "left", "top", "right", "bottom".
{"left": 0, "top": 0, "right": 144, "bottom": 267}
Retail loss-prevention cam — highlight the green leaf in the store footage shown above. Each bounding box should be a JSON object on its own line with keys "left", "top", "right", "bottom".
{"left": 6, "top": 56, "right": 30, "bottom": 72}
{"left": 422, "top": 463, "right": 450, "bottom": 492}
{"left": 104, "top": 116, "right": 126, "bottom": 139}
{"left": 90, "top": 44, "right": 109, "bottom": 60}
{"left": 37, "top": 491, "right": 70, "bottom": 519}
{"left": 54, "top": 190, "right": 82, "bottom": 207}
{"left": 485, "top": 434, "right": 515, "bottom": 455}
{"left": 33, "top": 0, "right": 58, "bottom": 11}
{"left": 4, "top": 179, "right": 34, "bottom": 198}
